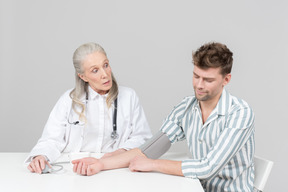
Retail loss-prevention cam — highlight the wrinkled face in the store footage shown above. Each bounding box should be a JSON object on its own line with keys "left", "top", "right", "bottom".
{"left": 193, "top": 65, "right": 230, "bottom": 102}
{"left": 78, "top": 51, "right": 112, "bottom": 95}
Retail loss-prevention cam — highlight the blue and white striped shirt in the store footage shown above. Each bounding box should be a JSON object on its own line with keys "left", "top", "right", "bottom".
{"left": 161, "top": 89, "right": 255, "bottom": 192}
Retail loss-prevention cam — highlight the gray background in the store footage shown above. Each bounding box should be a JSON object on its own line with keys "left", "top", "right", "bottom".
{"left": 0, "top": 0, "right": 287, "bottom": 191}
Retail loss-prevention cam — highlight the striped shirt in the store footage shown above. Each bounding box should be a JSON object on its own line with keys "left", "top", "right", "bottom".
{"left": 161, "top": 89, "right": 255, "bottom": 192}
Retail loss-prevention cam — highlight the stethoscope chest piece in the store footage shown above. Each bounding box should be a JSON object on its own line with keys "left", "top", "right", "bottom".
{"left": 111, "top": 130, "right": 118, "bottom": 139}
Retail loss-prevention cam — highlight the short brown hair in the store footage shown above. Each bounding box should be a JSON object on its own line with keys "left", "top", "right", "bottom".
{"left": 192, "top": 42, "right": 233, "bottom": 75}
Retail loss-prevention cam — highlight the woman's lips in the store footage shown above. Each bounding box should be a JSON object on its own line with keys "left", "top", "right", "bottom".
{"left": 103, "top": 80, "right": 110, "bottom": 85}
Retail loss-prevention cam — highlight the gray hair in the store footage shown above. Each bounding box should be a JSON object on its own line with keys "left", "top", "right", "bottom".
{"left": 70, "top": 42, "right": 118, "bottom": 122}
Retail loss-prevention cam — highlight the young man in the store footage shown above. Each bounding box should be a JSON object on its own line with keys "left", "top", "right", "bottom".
{"left": 72, "top": 42, "right": 255, "bottom": 192}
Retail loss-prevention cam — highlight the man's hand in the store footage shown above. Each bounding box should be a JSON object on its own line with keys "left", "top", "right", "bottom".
{"left": 27, "top": 155, "right": 50, "bottom": 174}
{"left": 72, "top": 157, "right": 103, "bottom": 176}
{"left": 129, "top": 156, "right": 155, "bottom": 172}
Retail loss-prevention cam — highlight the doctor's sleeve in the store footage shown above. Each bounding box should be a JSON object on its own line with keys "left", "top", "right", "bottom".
{"left": 118, "top": 90, "right": 152, "bottom": 150}
{"left": 25, "top": 91, "right": 71, "bottom": 163}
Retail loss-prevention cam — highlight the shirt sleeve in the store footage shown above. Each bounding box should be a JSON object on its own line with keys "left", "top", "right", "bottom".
{"left": 118, "top": 89, "right": 152, "bottom": 150}
{"left": 160, "top": 97, "right": 190, "bottom": 143}
{"left": 181, "top": 106, "right": 255, "bottom": 179}
{"left": 25, "top": 91, "right": 71, "bottom": 163}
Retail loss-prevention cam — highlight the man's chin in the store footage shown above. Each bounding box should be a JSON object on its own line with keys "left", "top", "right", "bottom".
{"left": 196, "top": 95, "right": 209, "bottom": 101}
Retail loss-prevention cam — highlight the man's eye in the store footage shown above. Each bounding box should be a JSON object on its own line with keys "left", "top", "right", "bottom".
{"left": 104, "top": 63, "right": 109, "bottom": 68}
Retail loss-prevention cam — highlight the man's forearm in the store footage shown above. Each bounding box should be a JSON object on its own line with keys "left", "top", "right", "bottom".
{"left": 129, "top": 156, "right": 184, "bottom": 177}
{"left": 152, "top": 159, "right": 183, "bottom": 176}
{"left": 100, "top": 148, "right": 145, "bottom": 170}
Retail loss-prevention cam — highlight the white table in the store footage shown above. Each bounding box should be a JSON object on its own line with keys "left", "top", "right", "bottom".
{"left": 0, "top": 152, "right": 204, "bottom": 192}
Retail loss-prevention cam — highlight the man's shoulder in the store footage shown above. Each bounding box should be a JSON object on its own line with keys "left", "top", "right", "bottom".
{"left": 177, "top": 95, "right": 198, "bottom": 110}
{"left": 220, "top": 90, "right": 254, "bottom": 121}
{"left": 227, "top": 93, "right": 255, "bottom": 127}
{"left": 180, "top": 95, "right": 197, "bottom": 104}
{"left": 230, "top": 94, "right": 252, "bottom": 110}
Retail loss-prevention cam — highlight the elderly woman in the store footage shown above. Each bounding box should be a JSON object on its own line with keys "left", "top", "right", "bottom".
{"left": 26, "top": 43, "right": 152, "bottom": 174}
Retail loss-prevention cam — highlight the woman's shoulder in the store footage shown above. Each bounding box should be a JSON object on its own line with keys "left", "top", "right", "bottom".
{"left": 118, "top": 86, "right": 137, "bottom": 95}
{"left": 55, "top": 88, "right": 74, "bottom": 104}
{"left": 118, "top": 86, "right": 139, "bottom": 100}
{"left": 48, "top": 88, "right": 74, "bottom": 111}
{"left": 60, "top": 88, "right": 74, "bottom": 99}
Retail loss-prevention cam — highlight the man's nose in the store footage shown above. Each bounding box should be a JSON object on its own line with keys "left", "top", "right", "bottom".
{"left": 197, "top": 79, "right": 204, "bottom": 88}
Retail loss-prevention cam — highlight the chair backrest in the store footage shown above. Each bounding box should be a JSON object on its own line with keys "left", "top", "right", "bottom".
{"left": 254, "top": 156, "right": 274, "bottom": 191}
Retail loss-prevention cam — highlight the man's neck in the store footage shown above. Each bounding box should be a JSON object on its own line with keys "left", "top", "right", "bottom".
{"left": 200, "top": 99, "right": 218, "bottom": 112}
{"left": 199, "top": 94, "right": 221, "bottom": 124}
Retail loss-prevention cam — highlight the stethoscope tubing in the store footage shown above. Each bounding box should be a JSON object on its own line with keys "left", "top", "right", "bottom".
{"left": 67, "top": 95, "right": 118, "bottom": 139}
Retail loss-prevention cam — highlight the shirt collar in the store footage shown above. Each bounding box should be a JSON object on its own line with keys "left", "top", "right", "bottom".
{"left": 193, "top": 88, "right": 232, "bottom": 116}
{"left": 215, "top": 88, "right": 232, "bottom": 116}
{"left": 197, "top": 89, "right": 232, "bottom": 127}
{"left": 88, "top": 86, "right": 108, "bottom": 100}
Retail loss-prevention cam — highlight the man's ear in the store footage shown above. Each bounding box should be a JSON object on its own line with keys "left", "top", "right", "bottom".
{"left": 223, "top": 73, "right": 231, "bottom": 86}
{"left": 78, "top": 73, "right": 88, "bottom": 82}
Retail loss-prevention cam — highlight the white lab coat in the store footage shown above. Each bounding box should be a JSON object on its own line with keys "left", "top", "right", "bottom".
{"left": 26, "top": 86, "right": 152, "bottom": 163}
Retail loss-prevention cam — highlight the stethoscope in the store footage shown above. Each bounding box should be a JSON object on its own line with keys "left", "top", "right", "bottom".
{"left": 68, "top": 94, "right": 118, "bottom": 140}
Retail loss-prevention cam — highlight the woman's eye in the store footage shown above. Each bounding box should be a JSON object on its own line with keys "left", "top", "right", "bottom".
{"left": 92, "top": 69, "right": 98, "bottom": 73}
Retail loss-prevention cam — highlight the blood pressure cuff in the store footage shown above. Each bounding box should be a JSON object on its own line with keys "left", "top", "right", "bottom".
{"left": 139, "top": 131, "right": 171, "bottom": 159}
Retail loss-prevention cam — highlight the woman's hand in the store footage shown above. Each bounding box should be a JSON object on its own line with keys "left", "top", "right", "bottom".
{"left": 27, "top": 155, "right": 50, "bottom": 174}
{"left": 72, "top": 157, "right": 103, "bottom": 176}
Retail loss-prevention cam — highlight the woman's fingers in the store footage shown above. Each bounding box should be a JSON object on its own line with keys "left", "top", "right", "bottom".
{"left": 39, "top": 158, "right": 47, "bottom": 170}
{"left": 34, "top": 160, "right": 42, "bottom": 173}
{"left": 73, "top": 162, "right": 79, "bottom": 173}
{"left": 76, "top": 162, "right": 83, "bottom": 175}
{"left": 71, "top": 159, "right": 81, "bottom": 164}
{"left": 81, "top": 163, "right": 88, "bottom": 175}
{"left": 27, "top": 156, "right": 48, "bottom": 174}
{"left": 27, "top": 163, "right": 35, "bottom": 173}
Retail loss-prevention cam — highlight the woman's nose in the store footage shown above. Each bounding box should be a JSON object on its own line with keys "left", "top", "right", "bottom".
{"left": 101, "top": 68, "right": 108, "bottom": 78}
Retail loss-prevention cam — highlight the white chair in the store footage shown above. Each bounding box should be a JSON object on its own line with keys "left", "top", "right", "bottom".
{"left": 253, "top": 156, "right": 274, "bottom": 192}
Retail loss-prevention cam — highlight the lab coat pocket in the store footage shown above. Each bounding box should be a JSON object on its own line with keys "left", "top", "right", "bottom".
{"left": 62, "top": 123, "right": 85, "bottom": 152}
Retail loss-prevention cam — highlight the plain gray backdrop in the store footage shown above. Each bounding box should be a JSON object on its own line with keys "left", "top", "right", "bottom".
{"left": 0, "top": 0, "right": 287, "bottom": 191}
